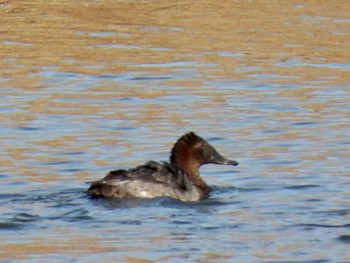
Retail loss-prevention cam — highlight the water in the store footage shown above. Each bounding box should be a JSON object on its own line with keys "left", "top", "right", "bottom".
{"left": 1, "top": 1, "right": 350, "bottom": 262}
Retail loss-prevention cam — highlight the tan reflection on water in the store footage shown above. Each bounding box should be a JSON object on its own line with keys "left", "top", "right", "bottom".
{"left": 0, "top": 233, "right": 115, "bottom": 260}
{"left": 1, "top": 0, "right": 349, "bottom": 85}
{"left": 1, "top": 0, "right": 349, "bottom": 261}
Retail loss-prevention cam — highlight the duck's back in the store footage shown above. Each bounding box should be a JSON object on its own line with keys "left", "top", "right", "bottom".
{"left": 87, "top": 161, "right": 206, "bottom": 201}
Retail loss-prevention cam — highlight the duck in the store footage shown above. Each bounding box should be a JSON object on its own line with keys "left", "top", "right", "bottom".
{"left": 87, "top": 132, "right": 238, "bottom": 201}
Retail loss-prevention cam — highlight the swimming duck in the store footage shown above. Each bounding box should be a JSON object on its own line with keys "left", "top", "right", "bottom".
{"left": 87, "top": 132, "right": 238, "bottom": 201}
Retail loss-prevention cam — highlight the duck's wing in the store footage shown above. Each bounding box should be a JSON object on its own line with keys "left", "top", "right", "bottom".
{"left": 104, "top": 161, "right": 186, "bottom": 188}
{"left": 87, "top": 161, "right": 187, "bottom": 198}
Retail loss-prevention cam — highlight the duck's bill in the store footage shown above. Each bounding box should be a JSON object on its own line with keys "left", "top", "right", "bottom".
{"left": 211, "top": 152, "right": 239, "bottom": 166}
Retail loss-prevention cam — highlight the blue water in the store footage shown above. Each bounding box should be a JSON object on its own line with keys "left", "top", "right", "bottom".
{"left": 1, "top": 2, "right": 350, "bottom": 262}
{"left": 1, "top": 68, "right": 349, "bottom": 261}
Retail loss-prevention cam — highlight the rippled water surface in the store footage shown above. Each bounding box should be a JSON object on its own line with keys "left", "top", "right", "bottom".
{"left": 1, "top": 1, "right": 350, "bottom": 262}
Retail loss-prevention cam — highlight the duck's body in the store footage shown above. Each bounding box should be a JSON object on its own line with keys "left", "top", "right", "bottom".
{"left": 87, "top": 132, "right": 238, "bottom": 202}
{"left": 88, "top": 160, "right": 208, "bottom": 201}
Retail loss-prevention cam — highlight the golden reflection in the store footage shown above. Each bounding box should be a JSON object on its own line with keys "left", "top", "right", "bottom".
{"left": 1, "top": 0, "right": 349, "bottom": 87}
{"left": 0, "top": 235, "right": 115, "bottom": 260}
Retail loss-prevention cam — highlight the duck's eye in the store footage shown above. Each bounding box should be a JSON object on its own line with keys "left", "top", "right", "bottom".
{"left": 200, "top": 142, "right": 205, "bottom": 148}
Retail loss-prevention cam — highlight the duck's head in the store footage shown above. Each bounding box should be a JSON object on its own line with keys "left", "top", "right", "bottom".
{"left": 170, "top": 132, "right": 238, "bottom": 173}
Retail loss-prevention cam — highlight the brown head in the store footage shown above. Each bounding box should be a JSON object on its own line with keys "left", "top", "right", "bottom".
{"left": 170, "top": 132, "right": 238, "bottom": 177}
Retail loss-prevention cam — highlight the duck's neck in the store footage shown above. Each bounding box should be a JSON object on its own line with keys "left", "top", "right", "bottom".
{"left": 178, "top": 162, "right": 211, "bottom": 195}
